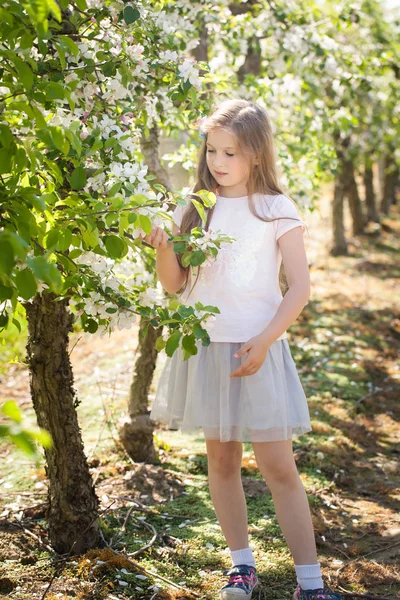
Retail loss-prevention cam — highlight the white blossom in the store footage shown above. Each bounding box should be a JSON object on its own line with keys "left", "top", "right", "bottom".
{"left": 137, "top": 287, "right": 164, "bottom": 307}
{"left": 325, "top": 56, "right": 338, "bottom": 76}
{"left": 178, "top": 59, "right": 201, "bottom": 89}
{"left": 159, "top": 50, "right": 178, "bottom": 62}
{"left": 126, "top": 43, "right": 145, "bottom": 60}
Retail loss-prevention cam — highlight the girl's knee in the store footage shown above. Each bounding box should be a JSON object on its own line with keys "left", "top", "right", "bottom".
{"left": 265, "top": 460, "right": 299, "bottom": 488}
{"left": 206, "top": 439, "right": 242, "bottom": 477}
{"left": 252, "top": 440, "right": 299, "bottom": 486}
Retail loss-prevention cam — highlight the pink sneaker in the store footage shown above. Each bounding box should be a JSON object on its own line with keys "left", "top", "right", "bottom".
{"left": 219, "top": 564, "right": 259, "bottom": 599}
{"left": 293, "top": 583, "right": 342, "bottom": 600}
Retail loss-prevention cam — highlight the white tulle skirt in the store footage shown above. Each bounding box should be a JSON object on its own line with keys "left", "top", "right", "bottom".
{"left": 150, "top": 338, "right": 312, "bottom": 443}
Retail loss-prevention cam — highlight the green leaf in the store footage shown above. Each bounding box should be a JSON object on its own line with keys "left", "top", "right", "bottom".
{"left": 194, "top": 190, "right": 216, "bottom": 209}
{"left": 20, "top": 34, "right": 36, "bottom": 50}
{"left": 165, "top": 330, "right": 182, "bottom": 357}
{"left": 182, "top": 334, "right": 198, "bottom": 357}
{"left": 177, "top": 305, "right": 194, "bottom": 317}
{"left": 196, "top": 304, "right": 220, "bottom": 314}
{"left": 45, "top": 229, "right": 59, "bottom": 249}
{"left": 155, "top": 335, "right": 166, "bottom": 352}
{"left": 11, "top": 57, "right": 34, "bottom": 90}
{"left": 54, "top": 42, "right": 66, "bottom": 69}
{"left": 193, "top": 322, "right": 209, "bottom": 339}
{"left": 28, "top": 427, "right": 52, "bottom": 448}
{"left": 0, "top": 282, "right": 14, "bottom": 301}
{"left": 82, "top": 228, "right": 99, "bottom": 248}
{"left": 1, "top": 400, "right": 22, "bottom": 422}
{"left": 105, "top": 213, "right": 117, "bottom": 227}
{"left": 15, "top": 269, "right": 37, "bottom": 300}
{"left": 26, "top": 256, "right": 62, "bottom": 290}
{"left": 0, "top": 149, "right": 12, "bottom": 174}
{"left": 107, "top": 182, "right": 122, "bottom": 197}
{"left": 0, "top": 240, "right": 15, "bottom": 275}
{"left": 124, "top": 5, "right": 140, "bottom": 24}
{"left": 70, "top": 167, "right": 86, "bottom": 190}
{"left": 85, "top": 318, "right": 98, "bottom": 334}
{"left": 191, "top": 199, "right": 207, "bottom": 224}
{"left": 132, "top": 194, "right": 149, "bottom": 205}
{"left": 9, "top": 432, "right": 37, "bottom": 455}
{"left": 29, "top": 195, "right": 46, "bottom": 212}
{"left": 59, "top": 35, "right": 80, "bottom": 57}
{"left": 12, "top": 318, "right": 22, "bottom": 332}
{"left": 45, "top": 81, "right": 65, "bottom": 100}
{"left": 104, "top": 234, "right": 127, "bottom": 259}
{"left": 6, "top": 232, "right": 29, "bottom": 259}
{"left": 66, "top": 130, "right": 82, "bottom": 157}
{"left": 181, "top": 250, "right": 191, "bottom": 267}
{"left": 0, "top": 314, "right": 9, "bottom": 328}
{"left": 14, "top": 147, "right": 28, "bottom": 173}
{"left": 189, "top": 250, "right": 206, "bottom": 266}
{"left": 104, "top": 137, "right": 117, "bottom": 149}
{"left": 48, "top": 0, "right": 62, "bottom": 21}
{"left": 49, "top": 126, "right": 65, "bottom": 151}
{"left": 173, "top": 241, "right": 186, "bottom": 254}
{"left": 136, "top": 214, "right": 152, "bottom": 235}
{"left": 128, "top": 212, "right": 137, "bottom": 224}
{"left": 57, "top": 229, "right": 72, "bottom": 252}
{"left": 74, "top": 0, "right": 87, "bottom": 10}
{"left": 0, "top": 125, "right": 14, "bottom": 149}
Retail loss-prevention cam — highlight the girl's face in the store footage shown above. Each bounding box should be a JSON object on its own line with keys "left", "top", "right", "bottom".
{"left": 206, "top": 127, "right": 255, "bottom": 197}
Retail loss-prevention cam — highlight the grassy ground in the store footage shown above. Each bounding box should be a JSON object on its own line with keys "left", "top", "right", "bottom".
{"left": 0, "top": 195, "right": 399, "bottom": 600}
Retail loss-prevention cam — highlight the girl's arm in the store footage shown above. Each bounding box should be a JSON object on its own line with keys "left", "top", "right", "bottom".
{"left": 156, "top": 221, "right": 187, "bottom": 294}
{"left": 260, "top": 226, "right": 311, "bottom": 345}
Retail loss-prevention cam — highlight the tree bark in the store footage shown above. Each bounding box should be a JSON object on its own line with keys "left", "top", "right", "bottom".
{"left": 381, "top": 154, "right": 398, "bottom": 214}
{"left": 238, "top": 36, "right": 261, "bottom": 82}
{"left": 119, "top": 124, "right": 173, "bottom": 463}
{"left": 363, "top": 161, "right": 379, "bottom": 223}
{"left": 119, "top": 320, "right": 163, "bottom": 463}
{"left": 345, "top": 159, "right": 365, "bottom": 235}
{"left": 191, "top": 18, "right": 209, "bottom": 65}
{"left": 25, "top": 292, "right": 100, "bottom": 554}
{"left": 331, "top": 176, "right": 348, "bottom": 256}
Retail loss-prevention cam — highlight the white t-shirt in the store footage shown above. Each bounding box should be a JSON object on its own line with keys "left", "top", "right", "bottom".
{"left": 170, "top": 192, "right": 307, "bottom": 343}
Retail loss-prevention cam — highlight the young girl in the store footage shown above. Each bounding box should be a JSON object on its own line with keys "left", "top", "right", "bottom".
{"left": 146, "top": 99, "right": 341, "bottom": 600}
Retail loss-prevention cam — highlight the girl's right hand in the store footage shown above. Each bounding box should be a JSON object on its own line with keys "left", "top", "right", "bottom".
{"left": 141, "top": 226, "right": 173, "bottom": 250}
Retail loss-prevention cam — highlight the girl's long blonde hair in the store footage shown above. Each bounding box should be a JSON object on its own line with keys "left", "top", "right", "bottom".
{"left": 175, "top": 98, "right": 308, "bottom": 298}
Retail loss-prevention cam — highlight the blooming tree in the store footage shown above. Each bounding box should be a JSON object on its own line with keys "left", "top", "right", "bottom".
{"left": 0, "top": 0, "right": 228, "bottom": 551}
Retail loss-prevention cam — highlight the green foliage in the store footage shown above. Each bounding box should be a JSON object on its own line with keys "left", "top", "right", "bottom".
{"left": 0, "top": 400, "right": 53, "bottom": 463}
{"left": 0, "top": 0, "right": 222, "bottom": 361}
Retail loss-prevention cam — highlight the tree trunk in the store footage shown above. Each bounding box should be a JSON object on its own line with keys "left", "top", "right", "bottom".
{"left": 378, "top": 155, "right": 385, "bottom": 204}
{"left": 191, "top": 18, "right": 209, "bottom": 65}
{"left": 363, "top": 161, "right": 379, "bottom": 223}
{"left": 119, "top": 124, "right": 173, "bottom": 463}
{"left": 331, "top": 176, "right": 348, "bottom": 256}
{"left": 25, "top": 292, "right": 100, "bottom": 554}
{"left": 238, "top": 36, "right": 261, "bottom": 82}
{"left": 119, "top": 319, "right": 163, "bottom": 463}
{"left": 381, "top": 154, "right": 398, "bottom": 214}
{"left": 343, "top": 158, "right": 365, "bottom": 235}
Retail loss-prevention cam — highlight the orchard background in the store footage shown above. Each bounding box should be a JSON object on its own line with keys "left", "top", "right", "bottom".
{"left": 0, "top": 1, "right": 399, "bottom": 599}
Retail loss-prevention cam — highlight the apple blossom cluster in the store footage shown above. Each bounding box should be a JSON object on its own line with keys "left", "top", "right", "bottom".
{"left": 188, "top": 228, "right": 236, "bottom": 268}
{"left": 72, "top": 249, "right": 168, "bottom": 333}
{"left": 194, "top": 312, "right": 217, "bottom": 335}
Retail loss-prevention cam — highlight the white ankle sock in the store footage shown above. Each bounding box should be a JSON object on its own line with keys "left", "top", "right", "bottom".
{"left": 294, "top": 563, "right": 324, "bottom": 591}
{"left": 230, "top": 547, "right": 256, "bottom": 568}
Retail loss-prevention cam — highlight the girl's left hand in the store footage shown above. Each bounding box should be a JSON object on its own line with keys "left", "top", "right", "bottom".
{"left": 230, "top": 334, "right": 272, "bottom": 378}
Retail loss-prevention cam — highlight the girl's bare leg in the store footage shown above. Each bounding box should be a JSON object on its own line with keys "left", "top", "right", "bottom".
{"left": 205, "top": 438, "right": 249, "bottom": 550}
{"left": 252, "top": 439, "right": 318, "bottom": 565}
